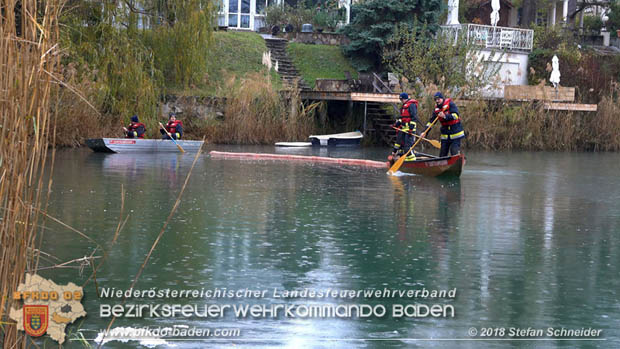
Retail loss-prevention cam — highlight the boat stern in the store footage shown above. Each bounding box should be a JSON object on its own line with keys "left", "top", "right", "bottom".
{"left": 387, "top": 153, "right": 465, "bottom": 177}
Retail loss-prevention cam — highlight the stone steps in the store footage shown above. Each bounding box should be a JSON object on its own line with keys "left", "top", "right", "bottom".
{"left": 367, "top": 102, "right": 397, "bottom": 146}
{"left": 264, "top": 38, "right": 310, "bottom": 90}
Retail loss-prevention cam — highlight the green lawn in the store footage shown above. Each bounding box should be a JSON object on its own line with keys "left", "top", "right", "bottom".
{"left": 209, "top": 32, "right": 276, "bottom": 79}
{"left": 287, "top": 43, "right": 358, "bottom": 89}
{"left": 169, "top": 31, "right": 280, "bottom": 96}
{"left": 168, "top": 32, "right": 357, "bottom": 95}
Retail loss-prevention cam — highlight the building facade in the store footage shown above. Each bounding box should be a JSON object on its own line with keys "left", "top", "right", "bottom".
{"left": 217, "top": 0, "right": 356, "bottom": 31}
{"left": 217, "top": 0, "right": 281, "bottom": 31}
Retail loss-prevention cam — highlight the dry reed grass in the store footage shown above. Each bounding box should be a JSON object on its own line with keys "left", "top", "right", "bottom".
{"left": 585, "top": 83, "right": 620, "bottom": 151}
{"left": 52, "top": 63, "right": 118, "bottom": 146}
{"left": 401, "top": 82, "right": 620, "bottom": 151}
{"left": 459, "top": 88, "right": 620, "bottom": 151}
{"left": 208, "top": 72, "right": 318, "bottom": 144}
{"left": 0, "top": 0, "right": 63, "bottom": 346}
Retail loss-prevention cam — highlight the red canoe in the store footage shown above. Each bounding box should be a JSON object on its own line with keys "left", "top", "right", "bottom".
{"left": 387, "top": 153, "right": 466, "bottom": 177}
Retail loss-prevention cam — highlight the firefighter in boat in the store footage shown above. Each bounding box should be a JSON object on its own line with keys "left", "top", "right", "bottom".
{"left": 123, "top": 115, "right": 146, "bottom": 139}
{"left": 391, "top": 92, "right": 421, "bottom": 162}
{"left": 160, "top": 113, "right": 183, "bottom": 140}
{"left": 423, "top": 92, "right": 464, "bottom": 157}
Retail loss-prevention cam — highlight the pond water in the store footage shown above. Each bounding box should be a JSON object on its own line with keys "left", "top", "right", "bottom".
{"left": 39, "top": 146, "right": 620, "bottom": 348}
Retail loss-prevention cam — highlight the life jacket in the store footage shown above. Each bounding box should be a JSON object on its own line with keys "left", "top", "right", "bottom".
{"left": 166, "top": 120, "right": 182, "bottom": 135}
{"left": 396, "top": 99, "right": 418, "bottom": 132}
{"left": 432, "top": 98, "right": 464, "bottom": 140}
{"left": 434, "top": 98, "right": 460, "bottom": 126}
{"left": 400, "top": 99, "right": 419, "bottom": 122}
{"left": 127, "top": 122, "right": 146, "bottom": 138}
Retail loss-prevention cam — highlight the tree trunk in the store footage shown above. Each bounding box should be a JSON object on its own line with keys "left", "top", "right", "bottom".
{"left": 520, "top": 0, "right": 538, "bottom": 28}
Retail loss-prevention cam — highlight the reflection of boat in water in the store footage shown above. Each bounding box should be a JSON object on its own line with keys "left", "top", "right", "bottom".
{"left": 308, "top": 131, "right": 363, "bottom": 147}
{"left": 275, "top": 142, "right": 312, "bottom": 147}
{"left": 86, "top": 138, "right": 204, "bottom": 153}
{"left": 99, "top": 153, "right": 198, "bottom": 180}
{"left": 274, "top": 145, "right": 313, "bottom": 155}
{"left": 388, "top": 153, "right": 465, "bottom": 177}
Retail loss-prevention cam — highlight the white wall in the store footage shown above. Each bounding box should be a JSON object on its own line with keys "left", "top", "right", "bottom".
{"left": 474, "top": 49, "right": 529, "bottom": 98}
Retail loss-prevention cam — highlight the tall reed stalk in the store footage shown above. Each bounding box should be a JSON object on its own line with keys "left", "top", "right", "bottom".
{"left": 0, "top": 0, "right": 63, "bottom": 346}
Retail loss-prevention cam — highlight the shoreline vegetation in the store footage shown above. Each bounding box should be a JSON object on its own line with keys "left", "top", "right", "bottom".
{"left": 1, "top": 4, "right": 205, "bottom": 347}
{"left": 464, "top": 91, "right": 620, "bottom": 152}
{"left": 1, "top": 1, "right": 61, "bottom": 347}
{"left": 24, "top": 2, "right": 620, "bottom": 152}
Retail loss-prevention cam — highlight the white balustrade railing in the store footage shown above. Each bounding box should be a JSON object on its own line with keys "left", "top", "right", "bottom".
{"left": 441, "top": 24, "right": 534, "bottom": 52}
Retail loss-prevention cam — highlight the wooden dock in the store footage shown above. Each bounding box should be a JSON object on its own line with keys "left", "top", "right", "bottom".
{"left": 300, "top": 91, "right": 400, "bottom": 103}
{"left": 300, "top": 91, "right": 597, "bottom": 112}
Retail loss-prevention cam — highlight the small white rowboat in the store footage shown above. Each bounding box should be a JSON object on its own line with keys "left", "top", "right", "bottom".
{"left": 308, "top": 131, "right": 363, "bottom": 147}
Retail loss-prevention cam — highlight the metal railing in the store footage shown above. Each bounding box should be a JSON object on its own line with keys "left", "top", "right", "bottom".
{"left": 441, "top": 24, "right": 534, "bottom": 52}
{"left": 372, "top": 73, "right": 400, "bottom": 116}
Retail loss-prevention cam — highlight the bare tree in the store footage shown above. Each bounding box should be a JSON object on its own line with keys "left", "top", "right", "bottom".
{"left": 569, "top": 0, "right": 610, "bottom": 20}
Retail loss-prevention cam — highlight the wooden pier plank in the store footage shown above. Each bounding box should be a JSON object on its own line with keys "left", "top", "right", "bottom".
{"left": 543, "top": 103, "right": 598, "bottom": 112}
{"left": 300, "top": 91, "right": 400, "bottom": 103}
{"left": 505, "top": 85, "right": 576, "bottom": 102}
{"left": 300, "top": 91, "right": 597, "bottom": 112}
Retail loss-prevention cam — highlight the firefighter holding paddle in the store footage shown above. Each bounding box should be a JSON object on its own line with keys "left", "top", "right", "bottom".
{"left": 392, "top": 92, "right": 421, "bottom": 162}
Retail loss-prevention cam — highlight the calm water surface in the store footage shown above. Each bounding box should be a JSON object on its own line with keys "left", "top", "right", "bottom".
{"left": 40, "top": 146, "right": 620, "bottom": 348}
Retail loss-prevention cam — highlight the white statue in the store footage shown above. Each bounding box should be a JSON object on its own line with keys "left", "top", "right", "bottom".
{"left": 491, "top": 0, "right": 500, "bottom": 27}
{"left": 447, "top": 0, "right": 460, "bottom": 25}
{"left": 550, "top": 55, "right": 561, "bottom": 88}
{"left": 262, "top": 51, "right": 272, "bottom": 70}
{"left": 601, "top": 9, "right": 609, "bottom": 31}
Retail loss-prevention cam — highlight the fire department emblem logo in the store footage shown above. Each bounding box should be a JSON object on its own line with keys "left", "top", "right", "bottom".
{"left": 10, "top": 275, "right": 85, "bottom": 344}
{"left": 23, "top": 305, "right": 49, "bottom": 337}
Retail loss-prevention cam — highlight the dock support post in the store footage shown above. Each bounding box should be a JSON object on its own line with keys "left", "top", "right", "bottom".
{"left": 363, "top": 101, "right": 367, "bottom": 135}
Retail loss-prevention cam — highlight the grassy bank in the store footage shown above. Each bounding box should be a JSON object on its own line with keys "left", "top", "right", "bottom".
{"left": 194, "top": 31, "right": 281, "bottom": 96}
{"left": 287, "top": 43, "right": 357, "bottom": 89}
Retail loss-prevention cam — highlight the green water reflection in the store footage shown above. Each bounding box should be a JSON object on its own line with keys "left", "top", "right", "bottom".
{"left": 38, "top": 147, "right": 619, "bottom": 348}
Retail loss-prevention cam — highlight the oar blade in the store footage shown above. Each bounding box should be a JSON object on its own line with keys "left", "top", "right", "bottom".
{"left": 420, "top": 136, "right": 440, "bottom": 149}
{"left": 388, "top": 153, "right": 407, "bottom": 175}
{"left": 400, "top": 128, "right": 440, "bottom": 149}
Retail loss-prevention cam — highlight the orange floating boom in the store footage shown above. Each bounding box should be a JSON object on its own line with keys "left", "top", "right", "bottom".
{"left": 209, "top": 151, "right": 387, "bottom": 168}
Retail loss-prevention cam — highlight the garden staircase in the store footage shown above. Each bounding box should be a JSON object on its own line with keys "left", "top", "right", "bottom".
{"left": 365, "top": 74, "right": 429, "bottom": 148}
{"left": 368, "top": 73, "right": 399, "bottom": 146}
{"left": 263, "top": 37, "right": 311, "bottom": 90}
{"left": 367, "top": 102, "right": 397, "bottom": 146}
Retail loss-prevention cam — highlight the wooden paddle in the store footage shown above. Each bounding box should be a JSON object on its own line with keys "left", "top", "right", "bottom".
{"left": 159, "top": 122, "right": 185, "bottom": 153}
{"left": 390, "top": 126, "right": 440, "bottom": 149}
{"left": 388, "top": 117, "right": 439, "bottom": 175}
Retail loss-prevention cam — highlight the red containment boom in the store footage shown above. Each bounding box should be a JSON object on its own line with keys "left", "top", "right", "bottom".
{"left": 209, "top": 151, "right": 387, "bottom": 168}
